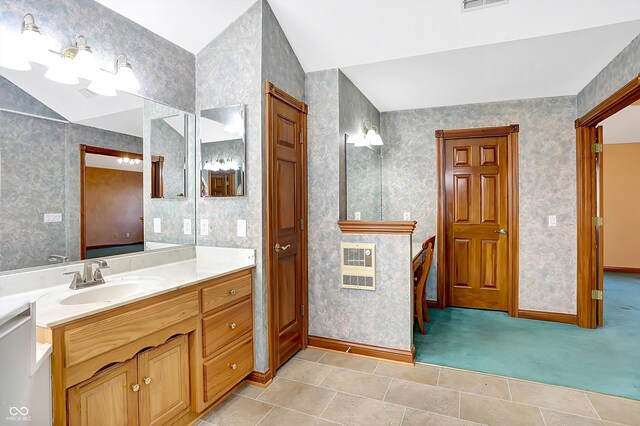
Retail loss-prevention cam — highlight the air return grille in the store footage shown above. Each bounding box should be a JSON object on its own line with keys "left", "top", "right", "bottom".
{"left": 341, "top": 243, "right": 376, "bottom": 290}
{"left": 462, "top": 0, "right": 508, "bottom": 12}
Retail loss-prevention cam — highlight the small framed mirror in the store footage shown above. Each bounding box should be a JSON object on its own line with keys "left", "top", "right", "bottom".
{"left": 149, "top": 112, "right": 188, "bottom": 198}
{"left": 199, "top": 104, "right": 246, "bottom": 197}
{"left": 345, "top": 133, "right": 383, "bottom": 221}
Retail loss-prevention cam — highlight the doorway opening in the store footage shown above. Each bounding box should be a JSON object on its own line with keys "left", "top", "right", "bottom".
{"left": 265, "top": 82, "right": 309, "bottom": 376}
{"left": 576, "top": 78, "right": 640, "bottom": 329}
{"left": 80, "top": 145, "right": 144, "bottom": 260}
{"left": 435, "top": 125, "right": 519, "bottom": 316}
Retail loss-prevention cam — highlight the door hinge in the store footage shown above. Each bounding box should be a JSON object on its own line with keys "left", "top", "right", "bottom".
{"left": 592, "top": 216, "right": 604, "bottom": 227}
{"left": 591, "top": 143, "right": 603, "bottom": 153}
{"left": 299, "top": 132, "right": 304, "bottom": 144}
{"left": 300, "top": 304, "right": 305, "bottom": 316}
{"left": 300, "top": 218, "right": 304, "bottom": 231}
{"left": 591, "top": 290, "right": 603, "bottom": 300}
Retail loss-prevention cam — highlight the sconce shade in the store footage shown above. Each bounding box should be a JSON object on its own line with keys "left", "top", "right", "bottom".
{"left": 0, "top": 26, "right": 31, "bottom": 71}
{"left": 115, "top": 63, "right": 140, "bottom": 93}
{"left": 74, "top": 48, "right": 99, "bottom": 80}
{"left": 87, "top": 70, "right": 116, "bottom": 96}
{"left": 369, "top": 132, "right": 384, "bottom": 146}
{"left": 45, "top": 54, "right": 79, "bottom": 85}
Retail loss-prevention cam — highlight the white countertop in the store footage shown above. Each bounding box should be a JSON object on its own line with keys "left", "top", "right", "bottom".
{"left": 34, "top": 256, "right": 254, "bottom": 328}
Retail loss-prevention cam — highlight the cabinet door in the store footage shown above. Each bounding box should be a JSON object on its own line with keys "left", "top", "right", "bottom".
{"left": 68, "top": 358, "right": 139, "bottom": 426}
{"left": 138, "top": 335, "right": 190, "bottom": 426}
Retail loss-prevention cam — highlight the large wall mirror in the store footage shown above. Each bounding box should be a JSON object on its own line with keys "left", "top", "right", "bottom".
{"left": 0, "top": 65, "right": 196, "bottom": 273}
{"left": 199, "top": 104, "right": 246, "bottom": 197}
{"left": 345, "top": 134, "right": 383, "bottom": 221}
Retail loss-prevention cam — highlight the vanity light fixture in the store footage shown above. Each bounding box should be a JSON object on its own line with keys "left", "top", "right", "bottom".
{"left": 71, "top": 35, "right": 99, "bottom": 80}
{"left": 20, "top": 13, "right": 50, "bottom": 65}
{"left": 87, "top": 69, "right": 117, "bottom": 96}
{"left": 113, "top": 54, "right": 140, "bottom": 93}
{"left": 0, "top": 26, "right": 31, "bottom": 71}
{"left": 346, "top": 120, "right": 384, "bottom": 147}
{"left": 204, "top": 157, "right": 240, "bottom": 172}
{"left": 117, "top": 157, "right": 141, "bottom": 165}
{"left": 44, "top": 49, "right": 79, "bottom": 85}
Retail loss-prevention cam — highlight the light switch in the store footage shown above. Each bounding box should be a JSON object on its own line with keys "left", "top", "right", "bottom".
{"left": 44, "top": 213, "right": 62, "bottom": 223}
{"left": 153, "top": 218, "right": 161, "bottom": 233}
{"left": 548, "top": 215, "right": 557, "bottom": 227}
{"left": 403, "top": 212, "right": 411, "bottom": 221}
{"left": 183, "top": 219, "right": 192, "bottom": 235}
{"left": 355, "top": 212, "right": 361, "bottom": 220}
{"left": 200, "top": 219, "right": 209, "bottom": 236}
{"left": 237, "top": 219, "right": 247, "bottom": 238}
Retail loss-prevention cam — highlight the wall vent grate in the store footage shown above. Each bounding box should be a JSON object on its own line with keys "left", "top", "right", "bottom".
{"left": 340, "top": 243, "right": 376, "bottom": 291}
{"left": 463, "top": 0, "right": 508, "bottom": 12}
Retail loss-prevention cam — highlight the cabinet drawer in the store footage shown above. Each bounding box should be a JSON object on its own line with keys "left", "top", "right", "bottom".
{"left": 65, "top": 291, "right": 199, "bottom": 368}
{"left": 202, "top": 273, "right": 252, "bottom": 313}
{"left": 203, "top": 336, "right": 253, "bottom": 402}
{"left": 202, "top": 299, "right": 252, "bottom": 358}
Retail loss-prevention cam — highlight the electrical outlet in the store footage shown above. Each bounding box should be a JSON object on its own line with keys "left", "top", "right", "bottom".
{"left": 237, "top": 219, "right": 247, "bottom": 238}
{"left": 548, "top": 215, "right": 557, "bottom": 227}
{"left": 200, "top": 219, "right": 209, "bottom": 236}
{"left": 403, "top": 212, "right": 411, "bottom": 221}
{"left": 44, "top": 213, "right": 62, "bottom": 223}
{"left": 183, "top": 219, "right": 192, "bottom": 235}
{"left": 355, "top": 211, "right": 361, "bottom": 220}
{"left": 153, "top": 218, "right": 161, "bottom": 233}
{"left": 126, "top": 232, "right": 130, "bottom": 238}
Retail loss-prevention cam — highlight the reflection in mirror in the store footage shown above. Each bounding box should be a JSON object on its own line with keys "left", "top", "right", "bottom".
{"left": 0, "top": 64, "right": 195, "bottom": 273}
{"left": 150, "top": 113, "right": 187, "bottom": 198}
{"left": 345, "top": 134, "right": 383, "bottom": 221}
{"left": 199, "top": 104, "right": 245, "bottom": 197}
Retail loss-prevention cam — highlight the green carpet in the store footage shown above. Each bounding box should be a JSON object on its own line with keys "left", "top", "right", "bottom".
{"left": 414, "top": 273, "right": 640, "bottom": 400}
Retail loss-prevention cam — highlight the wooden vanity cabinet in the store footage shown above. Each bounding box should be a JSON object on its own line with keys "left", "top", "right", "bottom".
{"left": 67, "top": 335, "right": 190, "bottom": 426}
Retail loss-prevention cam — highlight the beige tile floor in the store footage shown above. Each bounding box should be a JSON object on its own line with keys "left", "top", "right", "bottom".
{"left": 198, "top": 348, "right": 640, "bottom": 426}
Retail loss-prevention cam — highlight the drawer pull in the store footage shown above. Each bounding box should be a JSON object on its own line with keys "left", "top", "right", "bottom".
{"left": 229, "top": 323, "right": 237, "bottom": 330}
{"left": 144, "top": 377, "right": 152, "bottom": 385}
{"left": 230, "top": 363, "right": 237, "bottom": 370}
{"left": 132, "top": 384, "right": 140, "bottom": 392}
{"left": 229, "top": 289, "right": 237, "bottom": 295}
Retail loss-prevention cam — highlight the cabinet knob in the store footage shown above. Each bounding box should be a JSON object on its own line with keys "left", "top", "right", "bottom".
{"left": 132, "top": 384, "right": 140, "bottom": 392}
{"left": 229, "top": 289, "right": 237, "bottom": 295}
{"left": 144, "top": 377, "right": 152, "bottom": 385}
{"left": 230, "top": 363, "right": 237, "bottom": 370}
{"left": 229, "top": 323, "right": 237, "bottom": 330}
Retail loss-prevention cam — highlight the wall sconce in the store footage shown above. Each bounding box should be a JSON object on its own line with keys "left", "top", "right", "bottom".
{"left": 346, "top": 120, "right": 384, "bottom": 147}
{"left": 204, "top": 157, "right": 240, "bottom": 172}
{"left": 0, "top": 13, "right": 140, "bottom": 96}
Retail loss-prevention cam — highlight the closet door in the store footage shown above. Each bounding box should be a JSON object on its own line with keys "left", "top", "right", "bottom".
{"left": 67, "top": 359, "right": 139, "bottom": 426}
{"left": 138, "top": 335, "right": 190, "bottom": 426}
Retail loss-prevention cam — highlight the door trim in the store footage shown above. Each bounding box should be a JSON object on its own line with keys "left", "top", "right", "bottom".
{"left": 435, "top": 125, "right": 519, "bottom": 316}
{"left": 79, "top": 144, "right": 143, "bottom": 260}
{"left": 265, "top": 81, "right": 309, "bottom": 375}
{"left": 575, "top": 74, "right": 640, "bottom": 328}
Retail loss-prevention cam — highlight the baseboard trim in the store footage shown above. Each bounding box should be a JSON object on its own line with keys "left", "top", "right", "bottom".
{"left": 308, "top": 336, "right": 414, "bottom": 364}
{"left": 245, "top": 370, "right": 272, "bottom": 387}
{"left": 518, "top": 309, "right": 577, "bottom": 325}
{"left": 604, "top": 266, "right": 640, "bottom": 274}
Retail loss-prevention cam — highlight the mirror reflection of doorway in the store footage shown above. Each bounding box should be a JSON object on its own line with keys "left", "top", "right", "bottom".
{"left": 80, "top": 145, "right": 144, "bottom": 259}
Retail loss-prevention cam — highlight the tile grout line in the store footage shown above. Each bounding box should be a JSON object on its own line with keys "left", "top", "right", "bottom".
{"left": 382, "top": 377, "right": 393, "bottom": 401}
{"left": 317, "top": 366, "right": 334, "bottom": 387}
{"left": 458, "top": 391, "right": 461, "bottom": 419}
{"left": 435, "top": 367, "right": 442, "bottom": 387}
{"left": 584, "top": 393, "right": 602, "bottom": 420}
{"left": 237, "top": 392, "right": 341, "bottom": 424}
{"left": 318, "top": 390, "right": 339, "bottom": 419}
{"left": 254, "top": 405, "right": 275, "bottom": 426}
{"left": 371, "top": 361, "right": 380, "bottom": 375}
{"left": 539, "top": 407, "right": 548, "bottom": 426}
{"left": 506, "top": 378, "right": 513, "bottom": 401}
{"left": 400, "top": 407, "right": 407, "bottom": 425}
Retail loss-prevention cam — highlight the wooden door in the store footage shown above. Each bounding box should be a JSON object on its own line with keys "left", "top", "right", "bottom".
{"left": 266, "top": 83, "right": 308, "bottom": 371}
{"left": 595, "top": 125, "right": 604, "bottom": 326}
{"left": 137, "top": 335, "right": 190, "bottom": 426}
{"left": 67, "top": 358, "right": 139, "bottom": 426}
{"left": 445, "top": 135, "right": 509, "bottom": 310}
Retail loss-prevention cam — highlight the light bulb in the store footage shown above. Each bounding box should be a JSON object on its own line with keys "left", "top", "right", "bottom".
{"left": 0, "top": 26, "right": 31, "bottom": 71}
{"left": 117, "top": 158, "right": 124, "bottom": 164}
{"left": 87, "top": 70, "right": 116, "bottom": 96}
{"left": 44, "top": 54, "right": 79, "bottom": 85}
{"left": 369, "top": 132, "right": 384, "bottom": 146}
{"left": 114, "top": 64, "right": 140, "bottom": 93}
{"left": 133, "top": 159, "right": 141, "bottom": 164}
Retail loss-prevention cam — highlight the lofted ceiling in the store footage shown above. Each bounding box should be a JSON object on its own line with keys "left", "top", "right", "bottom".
{"left": 72, "top": 1, "right": 640, "bottom": 111}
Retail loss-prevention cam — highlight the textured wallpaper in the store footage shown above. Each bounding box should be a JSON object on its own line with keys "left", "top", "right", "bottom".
{"left": 195, "top": 0, "right": 305, "bottom": 372}
{"left": 0, "top": 0, "right": 195, "bottom": 112}
{"left": 578, "top": 33, "right": 640, "bottom": 117}
{"left": 143, "top": 100, "right": 196, "bottom": 247}
{"left": 150, "top": 117, "right": 187, "bottom": 198}
{"left": 0, "top": 76, "right": 65, "bottom": 120}
{"left": 306, "top": 69, "right": 413, "bottom": 351}
{"left": 381, "top": 96, "right": 578, "bottom": 314}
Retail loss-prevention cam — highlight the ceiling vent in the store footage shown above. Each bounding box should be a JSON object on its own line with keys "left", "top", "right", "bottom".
{"left": 341, "top": 243, "right": 376, "bottom": 291}
{"left": 463, "top": 0, "right": 508, "bottom": 12}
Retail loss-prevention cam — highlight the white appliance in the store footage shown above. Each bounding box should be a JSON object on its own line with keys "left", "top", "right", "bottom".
{"left": 0, "top": 302, "right": 52, "bottom": 425}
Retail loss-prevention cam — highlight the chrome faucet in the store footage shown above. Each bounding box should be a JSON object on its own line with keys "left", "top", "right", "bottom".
{"left": 48, "top": 254, "right": 69, "bottom": 264}
{"left": 63, "top": 259, "right": 110, "bottom": 290}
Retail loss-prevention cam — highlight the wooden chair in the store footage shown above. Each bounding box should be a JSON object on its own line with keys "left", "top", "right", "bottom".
{"left": 413, "top": 235, "right": 435, "bottom": 335}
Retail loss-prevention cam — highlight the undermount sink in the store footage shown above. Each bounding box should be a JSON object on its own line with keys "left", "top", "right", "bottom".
{"left": 57, "top": 276, "right": 165, "bottom": 305}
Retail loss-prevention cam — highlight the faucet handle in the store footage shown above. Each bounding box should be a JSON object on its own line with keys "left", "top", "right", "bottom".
{"left": 93, "top": 267, "right": 107, "bottom": 284}
{"left": 64, "top": 271, "right": 84, "bottom": 289}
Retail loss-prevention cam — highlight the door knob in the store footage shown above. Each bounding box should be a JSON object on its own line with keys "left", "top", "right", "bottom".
{"left": 132, "top": 384, "right": 140, "bottom": 392}
{"left": 144, "top": 377, "right": 152, "bottom": 385}
{"left": 274, "top": 243, "right": 290, "bottom": 252}
{"left": 494, "top": 229, "right": 507, "bottom": 235}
